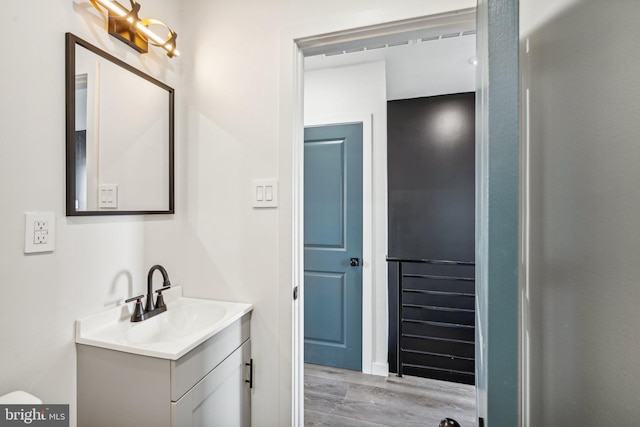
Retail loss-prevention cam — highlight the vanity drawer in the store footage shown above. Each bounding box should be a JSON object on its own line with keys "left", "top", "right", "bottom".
{"left": 170, "top": 312, "right": 250, "bottom": 401}
{"left": 172, "top": 339, "right": 251, "bottom": 426}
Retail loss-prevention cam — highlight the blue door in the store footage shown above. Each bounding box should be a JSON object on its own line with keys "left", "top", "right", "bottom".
{"left": 304, "top": 123, "right": 363, "bottom": 371}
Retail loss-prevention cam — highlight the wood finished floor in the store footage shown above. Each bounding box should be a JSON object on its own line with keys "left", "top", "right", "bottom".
{"left": 304, "top": 364, "right": 475, "bottom": 427}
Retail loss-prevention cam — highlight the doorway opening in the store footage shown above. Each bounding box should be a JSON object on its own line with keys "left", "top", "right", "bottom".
{"left": 296, "top": 7, "right": 478, "bottom": 425}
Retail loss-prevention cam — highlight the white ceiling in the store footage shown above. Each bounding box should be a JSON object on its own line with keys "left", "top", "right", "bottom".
{"left": 304, "top": 33, "right": 477, "bottom": 100}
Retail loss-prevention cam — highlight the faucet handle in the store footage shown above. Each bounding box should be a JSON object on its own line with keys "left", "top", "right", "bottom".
{"left": 125, "top": 295, "right": 146, "bottom": 322}
{"left": 155, "top": 285, "right": 171, "bottom": 309}
{"left": 155, "top": 285, "right": 171, "bottom": 293}
{"left": 125, "top": 295, "right": 145, "bottom": 303}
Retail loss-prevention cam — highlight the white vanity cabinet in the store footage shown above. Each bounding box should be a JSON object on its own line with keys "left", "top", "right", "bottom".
{"left": 173, "top": 339, "right": 250, "bottom": 426}
{"left": 77, "top": 313, "right": 251, "bottom": 427}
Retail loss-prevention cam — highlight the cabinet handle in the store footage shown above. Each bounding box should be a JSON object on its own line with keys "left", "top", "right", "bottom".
{"left": 245, "top": 359, "right": 254, "bottom": 389}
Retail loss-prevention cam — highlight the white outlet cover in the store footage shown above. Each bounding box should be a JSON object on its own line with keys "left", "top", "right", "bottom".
{"left": 24, "top": 212, "right": 56, "bottom": 254}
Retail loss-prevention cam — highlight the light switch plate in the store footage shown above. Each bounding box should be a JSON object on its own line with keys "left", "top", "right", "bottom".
{"left": 99, "top": 184, "right": 118, "bottom": 209}
{"left": 252, "top": 179, "right": 278, "bottom": 208}
{"left": 24, "top": 212, "right": 56, "bottom": 254}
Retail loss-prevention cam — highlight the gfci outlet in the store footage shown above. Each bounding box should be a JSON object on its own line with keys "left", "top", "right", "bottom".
{"left": 24, "top": 212, "right": 56, "bottom": 254}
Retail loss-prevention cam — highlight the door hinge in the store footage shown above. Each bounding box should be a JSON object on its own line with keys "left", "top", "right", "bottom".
{"left": 293, "top": 285, "right": 299, "bottom": 300}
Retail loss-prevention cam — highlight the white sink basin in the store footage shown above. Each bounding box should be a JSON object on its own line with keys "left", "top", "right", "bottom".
{"left": 124, "top": 300, "right": 228, "bottom": 345}
{"left": 75, "top": 286, "right": 253, "bottom": 359}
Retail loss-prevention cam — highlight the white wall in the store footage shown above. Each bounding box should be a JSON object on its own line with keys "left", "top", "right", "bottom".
{"left": 0, "top": 2, "right": 182, "bottom": 426}
{"left": 304, "top": 61, "right": 388, "bottom": 376}
{"left": 522, "top": 0, "right": 640, "bottom": 424}
{"left": 519, "top": 0, "right": 581, "bottom": 37}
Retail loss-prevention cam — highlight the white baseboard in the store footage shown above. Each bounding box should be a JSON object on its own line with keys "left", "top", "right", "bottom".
{"left": 371, "top": 362, "right": 389, "bottom": 377}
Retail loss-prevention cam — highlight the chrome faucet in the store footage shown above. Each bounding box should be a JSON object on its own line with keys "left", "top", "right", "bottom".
{"left": 125, "top": 265, "right": 172, "bottom": 322}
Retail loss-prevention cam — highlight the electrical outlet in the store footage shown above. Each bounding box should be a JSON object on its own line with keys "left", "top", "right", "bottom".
{"left": 25, "top": 212, "right": 55, "bottom": 254}
{"left": 34, "top": 230, "right": 48, "bottom": 244}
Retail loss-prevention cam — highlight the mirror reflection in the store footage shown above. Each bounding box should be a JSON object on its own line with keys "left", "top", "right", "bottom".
{"left": 66, "top": 33, "right": 174, "bottom": 215}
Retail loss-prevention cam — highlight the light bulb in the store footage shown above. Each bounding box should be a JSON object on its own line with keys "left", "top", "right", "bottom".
{"left": 95, "top": 0, "right": 127, "bottom": 17}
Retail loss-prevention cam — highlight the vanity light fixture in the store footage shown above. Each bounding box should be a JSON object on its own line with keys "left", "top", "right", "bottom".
{"left": 90, "top": 0, "right": 179, "bottom": 58}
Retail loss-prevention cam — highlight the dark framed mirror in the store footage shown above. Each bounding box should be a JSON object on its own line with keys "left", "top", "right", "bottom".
{"left": 65, "top": 32, "right": 174, "bottom": 216}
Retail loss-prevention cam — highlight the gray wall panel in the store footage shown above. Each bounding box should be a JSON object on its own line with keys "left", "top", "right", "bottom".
{"left": 526, "top": 0, "right": 640, "bottom": 424}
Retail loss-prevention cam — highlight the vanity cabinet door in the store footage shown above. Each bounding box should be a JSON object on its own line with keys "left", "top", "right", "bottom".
{"left": 172, "top": 340, "right": 251, "bottom": 427}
